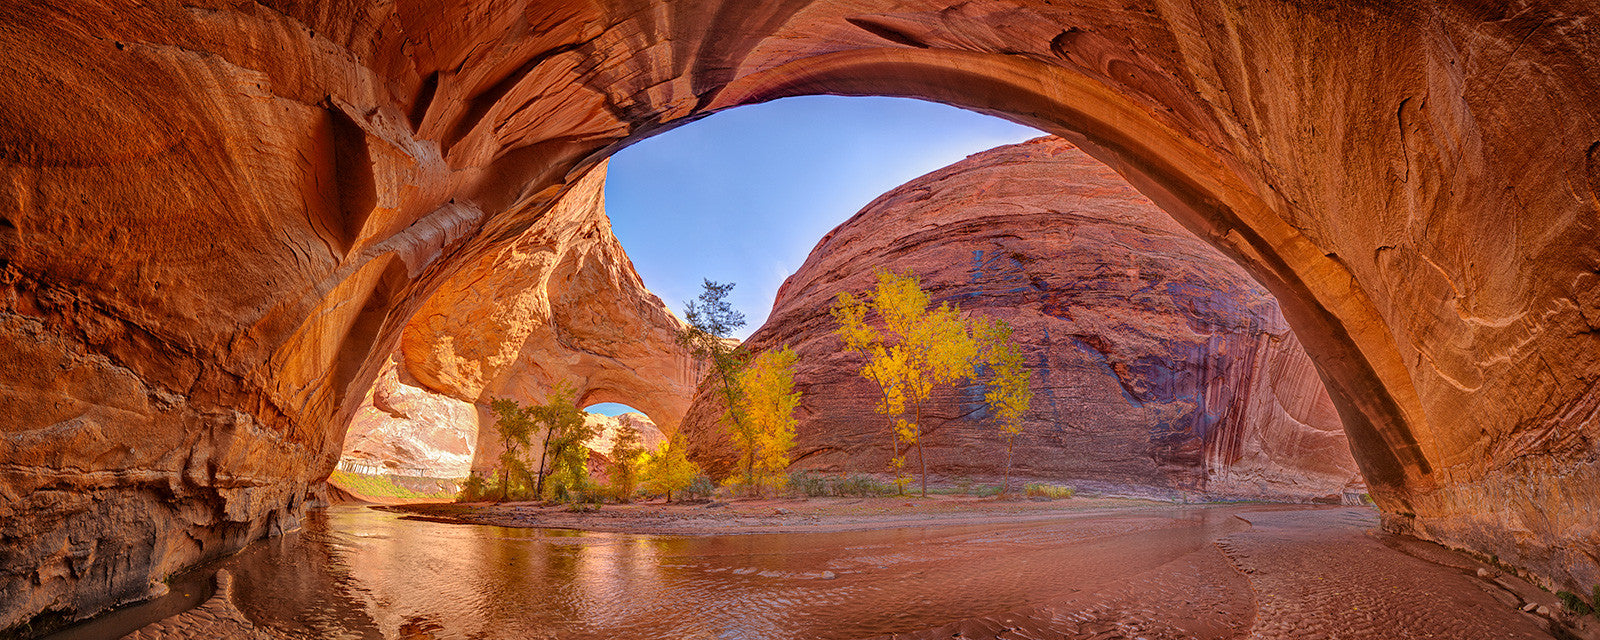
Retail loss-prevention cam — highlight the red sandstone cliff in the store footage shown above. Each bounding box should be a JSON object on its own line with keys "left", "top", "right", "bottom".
{"left": 681, "top": 138, "right": 1362, "bottom": 501}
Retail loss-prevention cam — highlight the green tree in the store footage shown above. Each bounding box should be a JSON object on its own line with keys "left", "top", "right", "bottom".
{"left": 644, "top": 433, "right": 702, "bottom": 502}
{"left": 607, "top": 424, "right": 646, "bottom": 502}
{"left": 677, "top": 280, "right": 757, "bottom": 487}
{"left": 489, "top": 398, "right": 536, "bottom": 502}
{"left": 975, "top": 318, "right": 1033, "bottom": 496}
{"left": 737, "top": 346, "right": 801, "bottom": 494}
{"left": 530, "top": 383, "right": 595, "bottom": 501}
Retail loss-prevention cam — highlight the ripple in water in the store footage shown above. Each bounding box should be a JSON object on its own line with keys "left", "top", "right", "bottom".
{"left": 180, "top": 505, "right": 1245, "bottom": 640}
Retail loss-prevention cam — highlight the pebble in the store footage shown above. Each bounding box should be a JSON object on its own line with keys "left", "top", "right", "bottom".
{"left": 1477, "top": 567, "right": 1492, "bottom": 578}
{"left": 1523, "top": 602, "right": 1539, "bottom": 612}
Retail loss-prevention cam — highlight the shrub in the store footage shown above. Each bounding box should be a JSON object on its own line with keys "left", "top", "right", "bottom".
{"left": 457, "top": 475, "right": 489, "bottom": 502}
{"left": 953, "top": 476, "right": 973, "bottom": 494}
{"left": 791, "top": 472, "right": 828, "bottom": 497}
{"left": 1559, "top": 590, "right": 1594, "bottom": 616}
{"left": 683, "top": 475, "right": 716, "bottom": 500}
{"left": 839, "top": 474, "right": 892, "bottom": 497}
{"left": 1023, "top": 483, "right": 1075, "bottom": 499}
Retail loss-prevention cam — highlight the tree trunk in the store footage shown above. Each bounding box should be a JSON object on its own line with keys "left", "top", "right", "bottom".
{"left": 914, "top": 396, "right": 927, "bottom": 498}
{"left": 1002, "top": 434, "right": 1015, "bottom": 497}
{"left": 535, "top": 429, "right": 554, "bottom": 499}
{"left": 499, "top": 435, "right": 512, "bottom": 503}
{"left": 715, "top": 347, "right": 753, "bottom": 493}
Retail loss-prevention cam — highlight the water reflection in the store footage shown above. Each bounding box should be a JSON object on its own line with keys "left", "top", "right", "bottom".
{"left": 201, "top": 505, "right": 1245, "bottom": 639}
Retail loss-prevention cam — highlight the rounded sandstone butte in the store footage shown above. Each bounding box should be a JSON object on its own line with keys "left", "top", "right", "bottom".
{"left": 679, "top": 137, "right": 1363, "bottom": 502}
{"left": 3, "top": 0, "right": 1598, "bottom": 629}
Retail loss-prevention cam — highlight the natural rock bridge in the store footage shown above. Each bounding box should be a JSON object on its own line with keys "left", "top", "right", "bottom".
{"left": 1, "top": 0, "right": 1597, "bottom": 631}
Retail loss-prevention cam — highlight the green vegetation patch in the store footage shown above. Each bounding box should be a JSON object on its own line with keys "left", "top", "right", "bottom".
{"left": 330, "top": 470, "right": 457, "bottom": 501}
{"left": 1023, "top": 483, "right": 1076, "bottom": 499}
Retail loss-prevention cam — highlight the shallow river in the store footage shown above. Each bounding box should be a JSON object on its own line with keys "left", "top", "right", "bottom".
{"left": 47, "top": 504, "right": 1560, "bottom": 640}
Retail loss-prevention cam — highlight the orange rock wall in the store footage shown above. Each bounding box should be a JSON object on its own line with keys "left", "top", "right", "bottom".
{"left": 340, "top": 356, "right": 478, "bottom": 477}
{"left": 2, "top": 0, "right": 1598, "bottom": 628}
{"left": 681, "top": 138, "right": 1363, "bottom": 502}
{"left": 344, "top": 162, "right": 700, "bottom": 484}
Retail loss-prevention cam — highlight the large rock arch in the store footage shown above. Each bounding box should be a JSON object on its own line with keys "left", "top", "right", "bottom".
{"left": 1, "top": 0, "right": 1596, "bottom": 629}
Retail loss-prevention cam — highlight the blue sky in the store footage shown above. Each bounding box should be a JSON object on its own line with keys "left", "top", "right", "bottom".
{"left": 588, "top": 97, "right": 1040, "bottom": 416}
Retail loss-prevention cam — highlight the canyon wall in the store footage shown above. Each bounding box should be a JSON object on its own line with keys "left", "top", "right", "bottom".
{"left": 680, "top": 138, "right": 1362, "bottom": 502}
{"left": 341, "top": 162, "right": 698, "bottom": 482}
{"left": 339, "top": 356, "right": 477, "bottom": 478}
{"left": 3, "top": 0, "right": 1598, "bottom": 629}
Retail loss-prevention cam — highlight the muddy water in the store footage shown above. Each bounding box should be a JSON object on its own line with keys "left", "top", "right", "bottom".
{"left": 50, "top": 504, "right": 1562, "bottom": 640}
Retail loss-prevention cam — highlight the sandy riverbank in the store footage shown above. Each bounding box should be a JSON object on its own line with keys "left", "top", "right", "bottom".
{"left": 382, "top": 494, "right": 1282, "bottom": 535}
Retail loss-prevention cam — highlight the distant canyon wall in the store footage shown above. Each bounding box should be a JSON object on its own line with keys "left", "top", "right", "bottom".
{"left": 682, "top": 138, "right": 1362, "bottom": 502}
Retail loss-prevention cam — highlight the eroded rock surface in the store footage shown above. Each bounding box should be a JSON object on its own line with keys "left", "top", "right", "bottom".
{"left": 340, "top": 163, "right": 696, "bottom": 485}
{"left": 340, "top": 357, "right": 477, "bottom": 478}
{"left": 393, "top": 162, "right": 700, "bottom": 480}
{"left": 3, "top": 0, "right": 1599, "bottom": 629}
{"left": 584, "top": 412, "right": 665, "bottom": 458}
{"left": 681, "top": 138, "right": 1362, "bottom": 502}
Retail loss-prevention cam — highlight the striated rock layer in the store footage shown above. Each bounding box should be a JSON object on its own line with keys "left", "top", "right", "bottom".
{"left": 397, "top": 161, "right": 701, "bottom": 481}
{"left": 681, "top": 138, "right": 1363, "bottom": 502}
{"left": 3, "top": 0, "right": 1599, "bottom": 628}
{"left": 343, "top": 162, "right": 699, "bottom": 485}
{"left": 339, "top": 357, "right": 477, "bottom": 478}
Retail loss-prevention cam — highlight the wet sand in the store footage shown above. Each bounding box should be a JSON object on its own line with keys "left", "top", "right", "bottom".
{"left": 384, "top": 495, "right": 1184, "bottom": 535}
{"left": 77, "top": 503, "right": 1576, "bottom": 640}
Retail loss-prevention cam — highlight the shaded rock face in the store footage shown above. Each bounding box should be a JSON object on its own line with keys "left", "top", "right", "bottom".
{"left": 339, "top": 357, "right": 477, "bottom": 478}
{"left": 3, "top": 0, "right": 1599, "bottom": 627}
{"left": 681, "top": 138, "right": 1362, "bottom": 502}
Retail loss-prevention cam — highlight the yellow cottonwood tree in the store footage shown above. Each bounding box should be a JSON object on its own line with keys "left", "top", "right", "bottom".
{"left": 488, "top": 398, "right": 535, "bottom": 501}
{"left": 832, "top": 290, "right": 911, "bottom": 491}
{"left": 644, "top": 433, "right": 701, "bottom": 502}
{"left": 975, "top": 318, "right": 1033, "bottom": 496}
{"left": 737, "top": 346, "right": 800, "bottom": 494}
{"left": 832, "top": 270, "right": 983, "bottom": 497}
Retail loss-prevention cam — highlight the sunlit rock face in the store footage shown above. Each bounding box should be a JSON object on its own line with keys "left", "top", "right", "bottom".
{"left": 585, "top": 413, "right": 666, "bottom": 458}
{"left": 2, "top": 0, "right": 1598, "bottom": 628}
{"left": 342, "top": 164, "right": 693, "bottom": 479}
{"left": 582, "top": 412, "right": 666, "bottom": 479}
{"left": 680, "top": 138, "right": 1362, "bottom": 502}
{"left": 340, "top": 357, "right": 477, "bottom": 478}
{"left": 392, "top": 162, "right": 700, "bottom": 481}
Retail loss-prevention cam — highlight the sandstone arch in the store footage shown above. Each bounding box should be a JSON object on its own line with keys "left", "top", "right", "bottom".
{"left": 2, "top": 0, "right": 1597, "bottom": 629}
